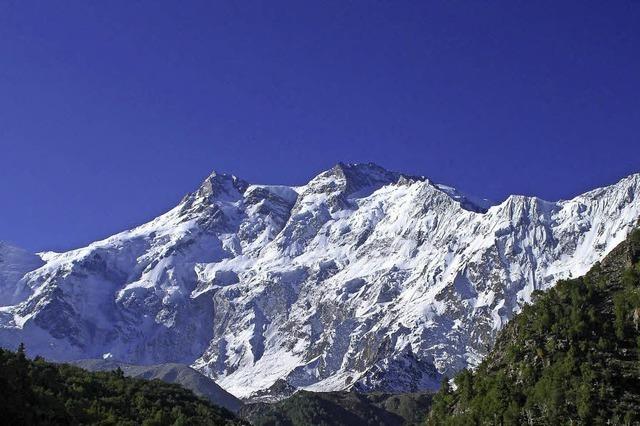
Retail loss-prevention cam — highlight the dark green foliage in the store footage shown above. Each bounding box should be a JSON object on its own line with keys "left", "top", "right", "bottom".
{"left": 0, "top": 347, "right": 245, "bottom": 425}
{"left": 240, "top": 390, "right": 433, "bottom": 426}
{"left": 427, "top": 228, "right": 640, "bottom": 425}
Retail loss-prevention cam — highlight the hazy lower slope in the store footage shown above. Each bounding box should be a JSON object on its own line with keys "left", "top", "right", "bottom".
{"left": 428, "top": 227, "right": 640, "bottom": 425}
{"left": 0, "top": 346, "right": 244, "bottom": 425}
{"left": 72, "top": 359, "right": 242, "bottom": 412}
{"left": 0, "top": 163, "right": 639, "bottom": 398}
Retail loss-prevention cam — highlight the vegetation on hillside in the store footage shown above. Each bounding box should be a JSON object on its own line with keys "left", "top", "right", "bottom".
{"left": 0, "top": 346, "right": 245, "bottom": 425}
{"left": 427, "top": 228, "right": 640, "bottom": 425}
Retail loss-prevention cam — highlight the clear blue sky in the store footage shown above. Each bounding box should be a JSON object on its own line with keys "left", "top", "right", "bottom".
{"left": 1, "top": 1, "right": 639, "bottom": 252}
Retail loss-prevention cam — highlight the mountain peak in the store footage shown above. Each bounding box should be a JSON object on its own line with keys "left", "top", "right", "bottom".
{"left": 307, "top": 162, "right": 423, "bottom": 198}
{"left": 195, "top": 171, "right": 249, "bottom": 201}
{"left": 331, "top": 161, "right": 389, "bottom": 174}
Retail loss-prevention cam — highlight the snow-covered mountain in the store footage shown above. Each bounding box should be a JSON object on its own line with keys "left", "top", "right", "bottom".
{"left": 1, "top": 163, "right": 639, "bottom": 399}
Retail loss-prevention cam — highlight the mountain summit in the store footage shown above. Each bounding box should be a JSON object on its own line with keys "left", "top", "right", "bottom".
{"left": 0, "top": 165, "right": 639, "bottom": 399}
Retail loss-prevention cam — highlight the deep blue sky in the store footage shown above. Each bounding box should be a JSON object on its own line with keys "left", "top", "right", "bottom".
{"left": 1, "top": 1, "right": 639, "bottom": 252}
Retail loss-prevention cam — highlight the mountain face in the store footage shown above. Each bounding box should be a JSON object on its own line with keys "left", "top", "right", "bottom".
{"left": 0, "top": 163, "right": 639, "bottom": 399}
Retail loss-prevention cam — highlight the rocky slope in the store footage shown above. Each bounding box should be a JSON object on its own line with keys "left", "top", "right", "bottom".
{"left": 0, "top": 163, "right": 638, "bottom": 399}
{"left": 71, "top": 359, "right": 242, "bottom": 412}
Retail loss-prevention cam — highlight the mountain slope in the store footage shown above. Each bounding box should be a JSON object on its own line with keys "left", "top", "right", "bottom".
{"left": 0, "top": 242, "right": 43, "bottom": 305}
{"left": 0, "top": 346, "right": 244, "bottom": 425}
{"left": 428, "top": 228, "right": 640, "bottom": 425}
{"left": 0, "top": 163, "right": 639, "bottom": 399}
{"left": 71, "top": 359, "right": 242, "bottom": 413}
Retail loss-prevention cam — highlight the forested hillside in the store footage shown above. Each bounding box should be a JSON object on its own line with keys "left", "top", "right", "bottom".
{"left": 428, "top": 228, "right": 640, "bottom": 425}
{"left": 0, "top": 345, "right": 245, "bottom": 425}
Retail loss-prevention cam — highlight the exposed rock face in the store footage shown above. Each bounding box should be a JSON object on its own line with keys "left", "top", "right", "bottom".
{"left": 0, "top": 163, "right": 639, "bottom": 399}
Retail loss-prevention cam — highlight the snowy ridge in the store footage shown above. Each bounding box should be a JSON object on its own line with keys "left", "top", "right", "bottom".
{"left": 0, "top": 163, "right": 639, "bottom": 400}
{"left": 0, "top": 242, "right": 44, "bottom": 306}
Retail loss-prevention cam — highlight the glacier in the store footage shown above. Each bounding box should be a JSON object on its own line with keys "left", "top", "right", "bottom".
{"left": 0, "top": 163, "right": 639, "bottom": 399}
